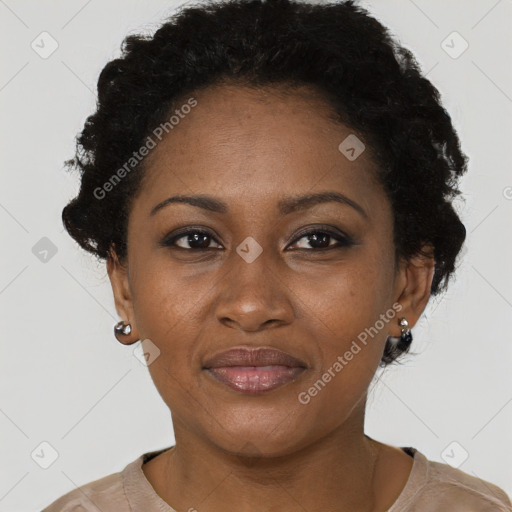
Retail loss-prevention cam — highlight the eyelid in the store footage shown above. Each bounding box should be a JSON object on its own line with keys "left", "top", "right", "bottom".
{"left": 287, "top": 225, "right": 354, "bottom": 249}
{"left": 160, "top": 227, "right": 223, "bottom": 249}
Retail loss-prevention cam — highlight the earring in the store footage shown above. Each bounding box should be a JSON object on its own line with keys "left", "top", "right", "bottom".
{"left": 114, "top": 320, "right": 132, "bottom": 336}
{"left": 388, "top": 317, "right": 412, "bottom": 345}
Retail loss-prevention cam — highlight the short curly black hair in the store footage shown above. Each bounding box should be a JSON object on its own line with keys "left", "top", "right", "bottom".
{"left": 62, "top": 0, "right": 468, "bottom": 366}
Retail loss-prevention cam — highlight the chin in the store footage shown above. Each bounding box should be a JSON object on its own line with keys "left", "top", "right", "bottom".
{"left": 203, "top": 415, "right": 314, "bottom": 460}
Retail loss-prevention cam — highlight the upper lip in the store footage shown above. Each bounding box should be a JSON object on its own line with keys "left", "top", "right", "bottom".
{"left": 203, "top": 347, "right": 307, "bottom": 369}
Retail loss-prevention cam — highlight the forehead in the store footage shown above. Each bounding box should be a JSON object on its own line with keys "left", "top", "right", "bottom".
{"left": 133, "top": 83, "right": 384, "bottom": 216}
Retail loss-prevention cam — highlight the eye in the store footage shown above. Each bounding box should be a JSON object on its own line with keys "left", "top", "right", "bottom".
{"left": 288, "top": 228, "right": 354, "bottom": 250}
{"left": 161, "top": 226, "right": 355, "bottom": 251}
{"left": 161, "top": 229, "right": 223, "bottom": 250}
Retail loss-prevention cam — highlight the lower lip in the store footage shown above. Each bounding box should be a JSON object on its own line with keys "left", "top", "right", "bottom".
{"left": 205, "top": 366, "right": 306, "bottom": 393}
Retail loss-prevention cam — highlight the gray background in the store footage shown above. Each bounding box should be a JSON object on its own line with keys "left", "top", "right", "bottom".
{"left": 1, "top": 0, "right": 511, "bottom": 510}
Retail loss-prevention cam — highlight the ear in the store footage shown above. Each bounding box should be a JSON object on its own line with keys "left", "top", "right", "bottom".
{"left": 107, "top": 246, "right": 140, "bottom": 344}
{"left": 391, "top": 245, "right": 435, "bottom": 337}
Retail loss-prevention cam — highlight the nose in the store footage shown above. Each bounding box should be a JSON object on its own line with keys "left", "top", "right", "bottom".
{"left": 214, "top": 248, "right": 294, "bottom": 332}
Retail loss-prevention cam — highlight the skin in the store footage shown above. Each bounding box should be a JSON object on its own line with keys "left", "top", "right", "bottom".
{"left": 107, "top": 83, "right": 435, "bottom": 512}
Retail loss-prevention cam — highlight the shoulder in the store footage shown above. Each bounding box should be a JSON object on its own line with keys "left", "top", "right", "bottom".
{"left": 41, "top": 464, "right": 131, "bottom": 512}
{"left": 399, "top": 448, "right": 512, "bottom": 512}
{"left": 41, "top": 447, "right": 172, "bottom": 512}
{"left": 425, "top": 458, "right": 512, "bottom": 511}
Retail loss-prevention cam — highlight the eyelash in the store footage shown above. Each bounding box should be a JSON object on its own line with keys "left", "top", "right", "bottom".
{"left": 160, "top": 226, "right": 355, "bottom": 251}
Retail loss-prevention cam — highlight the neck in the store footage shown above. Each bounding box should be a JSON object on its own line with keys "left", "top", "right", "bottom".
{"left": 146, "top": 403, "right": 384, "bottom": 512}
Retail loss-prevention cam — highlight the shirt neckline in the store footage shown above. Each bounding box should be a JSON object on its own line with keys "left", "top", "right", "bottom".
{"left": 387, "top": 447, "right": 429, "bottom": 511}
{"left": 122, "top": 445, "right": 428, "bottom": 512}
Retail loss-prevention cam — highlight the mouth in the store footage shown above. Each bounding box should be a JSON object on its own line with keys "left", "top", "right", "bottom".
{"left": 203, "top": 347, "right": 307, "bottom": 394}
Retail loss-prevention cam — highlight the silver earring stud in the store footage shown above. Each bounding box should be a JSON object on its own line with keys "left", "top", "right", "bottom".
{"left": 114, "top": 320, "right": 132, "bottom": 336}
{"left": 388, "top": 317, "right": 412, "bottom": 345}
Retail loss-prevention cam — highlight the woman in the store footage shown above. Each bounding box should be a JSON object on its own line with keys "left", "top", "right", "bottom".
{"left": 43, "top": 0, "right": 512, "bottom": 510}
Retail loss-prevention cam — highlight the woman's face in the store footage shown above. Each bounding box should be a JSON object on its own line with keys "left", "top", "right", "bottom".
{"left": 109, "top": 84, "right": 428, "bottom": 456}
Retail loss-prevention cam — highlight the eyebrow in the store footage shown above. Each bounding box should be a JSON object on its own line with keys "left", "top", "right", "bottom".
{"left": 149, "top": 191, "right": 368, "bottom": 219}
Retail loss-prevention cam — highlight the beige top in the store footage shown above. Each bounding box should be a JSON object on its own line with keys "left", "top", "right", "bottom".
{"left": 42, "top": 446, "right": 512, "bottom": 511}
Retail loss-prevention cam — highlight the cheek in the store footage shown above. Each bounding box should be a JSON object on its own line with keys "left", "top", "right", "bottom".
{"left": 294, "top": 275, "right": 392, "bottom": 425}
{"left": 297, "top": 248, "right": 396, "bottom": 388}
{"left": 129, "top": 264, "right": 200, "bottom": 375}
{"left": 129, "top": 249, "right": 201, "bottom": 335}
{"left": 301, "top": 255, "right": 394, "bottom": 346}
{"left": 129, "top": 269, "right": 202, "bottom": 413}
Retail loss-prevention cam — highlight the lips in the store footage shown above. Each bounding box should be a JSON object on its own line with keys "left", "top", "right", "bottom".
{"left": 203, "top": 347, "right": 307, "bottom": 394}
